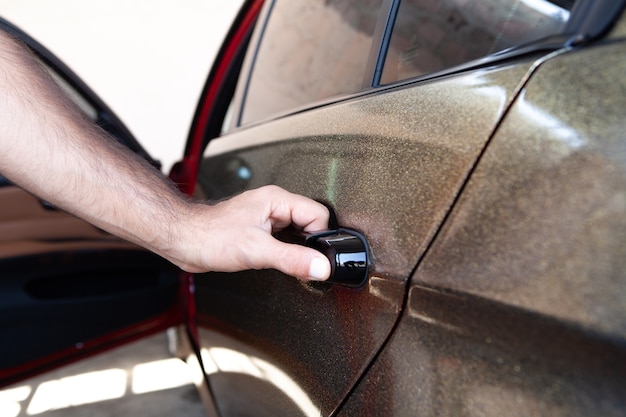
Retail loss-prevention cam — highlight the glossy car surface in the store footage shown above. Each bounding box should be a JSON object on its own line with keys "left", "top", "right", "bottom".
{"left": 2, "top": 0, "right": 626, "bottom": 416}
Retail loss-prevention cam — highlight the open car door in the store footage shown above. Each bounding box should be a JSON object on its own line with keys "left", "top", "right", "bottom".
{"left": 0, "top": 18, "right": 187, "bottom": 387}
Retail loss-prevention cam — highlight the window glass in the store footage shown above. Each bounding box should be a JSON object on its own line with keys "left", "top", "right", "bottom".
{"left": 381, "top": 0, "right": 574, "bottom": 84}
{"left": 241, "top": 0, "right": 384, "bottom": 125}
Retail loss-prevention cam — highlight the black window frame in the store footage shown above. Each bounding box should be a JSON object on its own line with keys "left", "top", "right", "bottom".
{"left": 370, "top": 0, "right": 626, "bottom": 88}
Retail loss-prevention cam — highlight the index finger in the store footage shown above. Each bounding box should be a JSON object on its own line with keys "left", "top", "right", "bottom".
{"left": 290, "top": 196, "right": 330, "bottom": 232}
{"left": 265, "top": 186, "right": 330, "bottom": 232}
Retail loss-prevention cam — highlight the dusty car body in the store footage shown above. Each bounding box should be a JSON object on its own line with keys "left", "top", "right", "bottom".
{"left": 1, "top": 0, "right": 625, "bottom": 416}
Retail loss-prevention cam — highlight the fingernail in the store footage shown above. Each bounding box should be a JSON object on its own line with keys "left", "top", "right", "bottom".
{"left": 309, "top": 257, "right": 330, "bottom": 280}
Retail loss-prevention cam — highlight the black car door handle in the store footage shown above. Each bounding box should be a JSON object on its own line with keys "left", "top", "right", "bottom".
{"left": 277, "top": 228, "right": 369, "bottom": 287}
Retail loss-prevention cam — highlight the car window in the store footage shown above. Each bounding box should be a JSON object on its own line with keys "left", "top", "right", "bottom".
{"left": 380, "top": 0, "right": 575, "bottom": 85}
{"left": 240, "top": 0, "right": 384, "bottom": 126}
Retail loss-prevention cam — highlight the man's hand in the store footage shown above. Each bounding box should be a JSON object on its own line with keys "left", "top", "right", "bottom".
{"left": 168, "top": 185, "right": 332, "bottom": 281}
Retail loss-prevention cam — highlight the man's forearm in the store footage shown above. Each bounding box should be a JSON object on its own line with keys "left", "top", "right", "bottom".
{"left": 0, "top": 30, "right": 189, "bottom": 260}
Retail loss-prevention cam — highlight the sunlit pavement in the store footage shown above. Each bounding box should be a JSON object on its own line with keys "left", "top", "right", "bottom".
{"left": 0, "top": 333, "right": 207, "bottom": 417}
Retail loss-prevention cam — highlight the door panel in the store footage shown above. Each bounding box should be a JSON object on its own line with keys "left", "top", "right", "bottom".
{"left": 0, "top": 186, "right": 108, "bottom": 244}
{"left": 195, "top": 61, "right": 534, "bottom": 415}
{"left": 415, "top": 42, "right": 626, "bottom": 337}
{"left": 0, "top": 186, "right": 181, "bottom": 386}
{"left": 335, "top": 39, "right": 626, "bottom": 417}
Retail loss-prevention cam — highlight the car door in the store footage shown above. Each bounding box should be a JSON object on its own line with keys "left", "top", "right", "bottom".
{"left": 338, "top": 36, "right": 626, "bottom": 417}
{"left": 179, "top": 1, "right": 607, "bottom": 415}
{"left": 0, "top": 18, "right": 186, "bottom": 387}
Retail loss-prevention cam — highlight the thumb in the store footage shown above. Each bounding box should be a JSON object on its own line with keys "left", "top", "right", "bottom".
{"left": 260, "top": 238, "right": 331, "bottom": 281}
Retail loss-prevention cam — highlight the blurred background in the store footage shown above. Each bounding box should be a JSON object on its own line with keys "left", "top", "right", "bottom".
{"left": 0, "top": 0, "right": 244, "bottom": 172}
{"left": 0, "top": 2, "right": 243, "bottom": 416}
